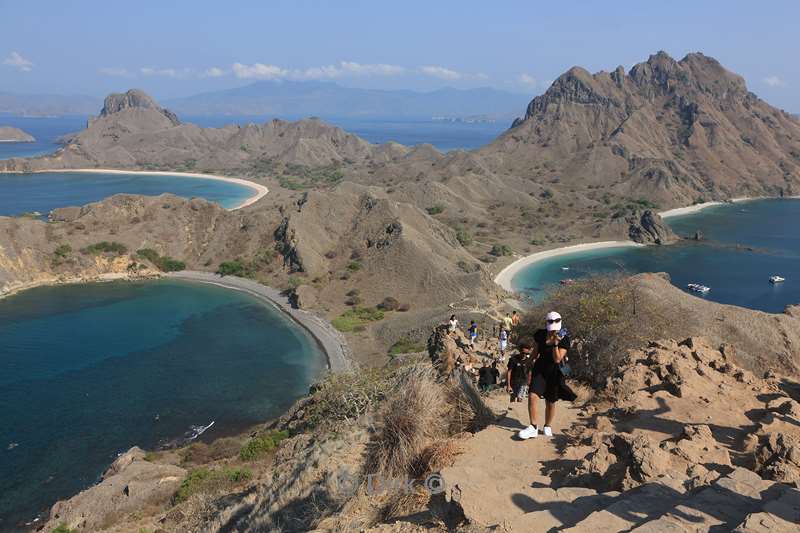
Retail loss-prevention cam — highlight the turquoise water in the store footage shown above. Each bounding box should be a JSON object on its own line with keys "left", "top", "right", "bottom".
{"left": 0, "top": 171, "right": 255, "bottom": 216}
{"left": 0, "top": 280, "right": 325, "bottom": 530}
{"left": 511, "top": 199, "right": 800, "bottom": 313}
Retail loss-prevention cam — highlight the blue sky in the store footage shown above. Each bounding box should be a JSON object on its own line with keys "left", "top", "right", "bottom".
{"left": 1, "top": 0, "right": 798, "bottom": 110}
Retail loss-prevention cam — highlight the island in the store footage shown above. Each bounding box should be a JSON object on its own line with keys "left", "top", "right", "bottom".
{"left": 0, "top": 126, "right": 35, "bottom": 142}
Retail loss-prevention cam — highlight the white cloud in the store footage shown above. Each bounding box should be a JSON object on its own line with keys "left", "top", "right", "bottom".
{"left": 519, "top": 73, "right": 538, "bottom": 87}
{"left": 231, "top": 61, "right": 405, "bottom": 80}
{"left": 203, "top": 67, "right": 226, "bottom": 78}
{"left": 140, "top": 67, "right": 193, "bottom": 78}
{"left": 3, "top": 51, "right": 33, "bottom": 72}
{"left": 763, "top": 75, "right": 786, "bottom": 88}
{"left": 232, "top": 62, "right": 289, "bottom": 79}
{"left": 99, "top": 67, "right": 131, "bottom": 77}
{"left": 420, "top": 65, "right": 461, "bottom": 80}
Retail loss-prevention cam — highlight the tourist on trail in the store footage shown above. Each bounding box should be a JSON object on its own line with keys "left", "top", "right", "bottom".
{"left": 448, "top": 314, "right": 459, "bottom": 336}
{"left": 498, "top": 328, "right": 509, "bottom": 360}
{"left": 502, "top": 312, "right": 513, "bottom": 333}
{"left": 478, "top": 361, "right": 500, "bottom": 392}
{"left": 511, "top": 310, "right": 521, "bottom": 330}
{"left": 518, "top": 311, "right": 576, "bottom": 439}
{"left": 468, "top": 320, "right": 479, "bottom": 349}
{"left": 506, "top": 342, "right": 533, "bottom": 403}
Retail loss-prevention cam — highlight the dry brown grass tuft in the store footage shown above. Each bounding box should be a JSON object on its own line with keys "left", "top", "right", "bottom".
{"left": 410, "top": 439, "right": 462, "bottom": 478}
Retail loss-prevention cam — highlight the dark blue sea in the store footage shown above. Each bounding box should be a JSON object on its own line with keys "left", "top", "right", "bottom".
{"left": 0, "top": 280, "right": 325, "bottom": 530}
{"left": 511, "top": 199, "right": 800, "bottom": 313}
{"left": 0, "top": 115, "right": 87, "bottom": 161}
{"left": 0, "top": 171, "right": 255, "bottom": 216}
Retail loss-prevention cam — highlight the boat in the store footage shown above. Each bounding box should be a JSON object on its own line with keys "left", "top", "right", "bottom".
{"left": 687, "top": 283, "right": 711, "bottom": 294}
{"left": 561, "top": 266, "right": 570, "bottom": 271}
{"left": 769, "top": 275, "right": 785, "bottom": 284}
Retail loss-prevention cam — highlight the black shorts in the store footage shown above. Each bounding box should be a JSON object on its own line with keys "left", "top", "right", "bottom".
{"left": 530, "top": 369, "right": 560, "bottom": 403}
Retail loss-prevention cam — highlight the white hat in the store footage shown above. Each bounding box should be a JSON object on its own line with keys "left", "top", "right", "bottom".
{"left": 545, "top": 311, "right": 562, "bottom": 332}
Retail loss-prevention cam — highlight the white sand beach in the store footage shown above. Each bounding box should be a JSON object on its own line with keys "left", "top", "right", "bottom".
{"left": 16, "top": 168, "right": 269, "bottom": 210}
{"left": 494, "top": 241, "right": 644, "bottom": 291}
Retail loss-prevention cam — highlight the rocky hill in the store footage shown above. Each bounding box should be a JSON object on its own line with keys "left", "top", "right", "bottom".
{"left": 480, "top": 52, "right": 800, "bottom": 206}
{"left": 0, "top": 126, "right": 34, "bottom": 142}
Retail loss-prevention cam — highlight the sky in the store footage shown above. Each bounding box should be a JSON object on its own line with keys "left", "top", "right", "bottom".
{"left": 1, "top": 0, "right": 798, "bottom": 111}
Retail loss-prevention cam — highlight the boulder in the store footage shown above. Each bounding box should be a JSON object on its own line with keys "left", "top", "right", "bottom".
{"left": 44, "top": 447, "right": 186, "bottom": 531}
{"left": 755, "top": 433, "right": 800, "bottom": 484}
{"left": 627, "top": 210, "right": 678, "bottom": 245}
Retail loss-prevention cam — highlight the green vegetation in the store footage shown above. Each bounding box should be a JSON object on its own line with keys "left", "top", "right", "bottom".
{"left": 287, "top": 275, "right": 304, "bottom": 290}
{"left": 388, "top": 339, "right": 426, "bottom": 355}
{"left": 489, "top": 244, "right": 513, "bottom": 257}
{"left": 54, "top": 244, "right": 72, "bottom": 258}
{"left": 426, "top": 205, "right": 445, "bottom": 215}
{"left": 304, "top": 368, "right": 394, "bottom": 429}
{"left": 83, "top": 241, "right": 127, "bottom": 255}
{"left": 52, "top": 524, "right": 76, "bottom": 533}
{"left": 173, "top": 466, "right": 252, "bottom": 503}
{"left": 252, "top": 157, "right": 345, "bottom": 190}
{"left": 216, "top": 260, "right": 247, "bottom": 277}
{"left": 455, "top": 227, "right": 473, "bottom": 247}
{"left": 135, "top": 248, "right": 185, "bottom": 272}
{"left": 332, "top": 306, "right": 385, "bottom": 332}
{"left": 239, "top": 430, "right": 290, "bottom": 461}
{"left": 346, "top": 261, "right": 362, "bottom": 271}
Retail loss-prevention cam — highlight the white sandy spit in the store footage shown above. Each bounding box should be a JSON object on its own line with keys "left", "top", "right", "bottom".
{"left": 657, "top": 195, "right": 799, "bottom": 219}
{"left": 5, "top": 168, "right": 269, "bottom": 210}
{"left": 494, "top": 241, "right": 644, "bottom": 291}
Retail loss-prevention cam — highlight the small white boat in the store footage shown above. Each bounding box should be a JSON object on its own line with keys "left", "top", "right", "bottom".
{"left": 687, "top": 283, "right": 711, "bottom": 294}
{"left": 769, "top": 275, "right": 785, "bottom": 284}
{"left": 561, "top": 266, "right": 570, "bottom": 271}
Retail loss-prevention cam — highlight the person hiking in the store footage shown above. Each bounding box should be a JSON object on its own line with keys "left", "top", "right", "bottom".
{"left": 467, "top": 320, "right": 478, "bottom": 349}
{"left": 506, "top": 342, "right": 533, "bottom": 403}
{"left": 448, "top": 314, "right": 459, "bottom": 336}
{"left": 511, "top": 310, "right": 521, "bottom": 330}
{"left": 478, "top": 361, "right": 500, "bottom": 392}
{"left": 501, "top": 312, "right": 513, "bottom": 333}
{"left": 498, "top": 328, "right": 509, "bottom": 360}
{"left": 518, "top": 311, "right": 576, "bottom": 439}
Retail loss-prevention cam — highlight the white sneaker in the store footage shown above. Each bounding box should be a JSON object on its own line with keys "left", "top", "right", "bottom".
{"left": 518, "top": 425, "right": 538, "bottom": 439}
{"left": 543, "top": 426, "right": 553, "bottom": 437}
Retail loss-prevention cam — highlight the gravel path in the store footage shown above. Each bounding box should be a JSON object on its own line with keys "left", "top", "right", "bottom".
{"left": 167, "top": 271, "right": 353, "bottom": 372}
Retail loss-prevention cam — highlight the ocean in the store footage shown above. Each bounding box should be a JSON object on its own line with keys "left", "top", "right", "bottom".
{"left": 0, "top": 279, "right": 326, "bottom": 530}
{"left": 0, "top": 171, "right": 256, "bottom": 216}
{"left": 510, "top": 199, "right": 800, "bottom": 313}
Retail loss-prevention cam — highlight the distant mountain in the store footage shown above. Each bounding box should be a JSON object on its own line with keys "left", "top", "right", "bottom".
{"left": 0, "top": 91, "right": 101, "bottom": 116}
{"left": 164, "top": 80, "right": 530, "bottom": 120}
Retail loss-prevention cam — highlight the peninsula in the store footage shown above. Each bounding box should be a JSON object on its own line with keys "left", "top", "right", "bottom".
{"left": 0, "top": 126, "right": 34, "bottom": 142}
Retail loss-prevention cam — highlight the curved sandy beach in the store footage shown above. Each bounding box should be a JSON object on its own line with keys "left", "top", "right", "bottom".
{"left": 7, "top": 168, "right": 269, "bottom": 210}
{"left": 494, "top": 241, "right": 644, "bottom": 291}
{"left": 167, "top": 270, "right": 353, "bottom": 373}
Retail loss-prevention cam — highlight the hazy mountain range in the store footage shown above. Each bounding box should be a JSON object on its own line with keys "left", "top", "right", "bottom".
{"left": 0, "top": 82, "right": 531, "bottom": 120}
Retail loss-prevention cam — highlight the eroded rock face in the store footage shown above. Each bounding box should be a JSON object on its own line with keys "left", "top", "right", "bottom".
{"left": 99, "top": 88, "right": 181, "bottom": 126}
{"left": 43, "top": 447, "right": 186, "bottom": 531}
{"left": 756, "top": 433, "right": 800, "bottom": 483}
{"left": 627, "top": 210, "right": 677, "bottom": 244}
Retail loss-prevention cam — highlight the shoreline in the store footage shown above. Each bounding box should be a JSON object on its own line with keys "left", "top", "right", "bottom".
{"left": 658, "top": 195, "right": 799, "bottom": 219}
{"left": 1, "top": 168, "right": 269, "bottom": 210}
{"left": 494, "top": 241, "right": 644, "bottom": 292}
{"left": 167, "top": 271, "right": 353, "bottom": 373}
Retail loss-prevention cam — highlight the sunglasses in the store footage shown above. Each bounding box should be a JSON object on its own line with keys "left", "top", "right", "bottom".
{"left": 546, "top": 318, "right": 562, "bottom": 324}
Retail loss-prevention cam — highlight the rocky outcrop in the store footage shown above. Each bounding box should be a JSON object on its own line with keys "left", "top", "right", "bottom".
{"left": 97, "top": 88, "right": 180, "bottom": 125}
{"left": 0, "top": 126, "right": 35, "bottom": 142}
{"left": 43, "top": 447, "right": 186, "bottom": 531}
{"left": 626, "top": 209, "right": 677, "bottom": 244}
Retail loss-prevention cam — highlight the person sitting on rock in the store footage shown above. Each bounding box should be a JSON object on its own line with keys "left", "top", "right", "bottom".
{"left": 518, "top": 311, "right": 575, "bottom": 439}
{"left": 448, "top": 314, "right": 459, "bottom": 336}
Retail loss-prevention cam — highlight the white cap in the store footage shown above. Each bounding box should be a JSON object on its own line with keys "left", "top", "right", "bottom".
{"left": 546, "top": 311, "right": 562, "bottom": 331}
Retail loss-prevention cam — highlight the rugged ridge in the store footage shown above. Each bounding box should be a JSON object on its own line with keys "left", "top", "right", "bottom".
{"left": 0, "top": 126, "right": 35, "bottom": 142}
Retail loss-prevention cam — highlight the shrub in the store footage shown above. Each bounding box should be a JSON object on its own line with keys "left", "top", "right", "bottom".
{"left": 489, "top": 244, "right": 512, "bottom": 257}
{"left": 455, "top": 228, "right": 473, "bottom": 247}
{"left": 378, "top": 297, "right": 399, "bottom": 311}
{"left": 347, "top": 261, "right": 362, "bottom": 271}
{"left": 397, "top": 303, "right": 410, "bottom": 312}
{"left": 239, "top": 430, "right": 290, "bottom": 461}
{"left": 304, "top": 368, "right": 393, "bottom": 429}
{"left": 84, "top": 241, "right": 127, "bottom": 255}
{"left": 388, "top": 339, "right": 425, "bottom": 355}
{"left": 519, "top": 274, "right": 667, "bottom": 387}
{"left": 143, "top": 451, "right": 160, "bottom": 462}
{"left": 173, "top": 466, "right": 253, "bottom": 503}
{"left": 287, "top": 275, "right": 304, "bottom": 290}
{"left": 332, "top": 306, "right": 385, "bottom": 332}
{"left": 136, "top": 249, "right": 185, "bottom": 272}
{"left": 217, "top": 260, "right": 247, "bottom": 277}
{"left": 52, "top": 524, "right": 76, "bottom": 533}
{"left": 54, "top": 244, "right": 72, "bottom": 258}
{"left": 426, "top": 205, "right": 445, "bottom": 215}
{"left": 136, "top": 248, "right": 160, "bottom": 263}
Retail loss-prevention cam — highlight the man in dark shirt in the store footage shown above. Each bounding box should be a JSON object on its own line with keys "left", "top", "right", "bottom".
{"left": 506, "top": 342, "right": 533, "bottom": 402}
{"left": 478, "top": 361, "right": 500, "bottom": 392}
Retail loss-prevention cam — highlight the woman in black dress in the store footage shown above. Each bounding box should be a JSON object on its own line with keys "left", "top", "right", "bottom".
{"left": 518, "top": 311, "right": 571, "bottom": 439}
